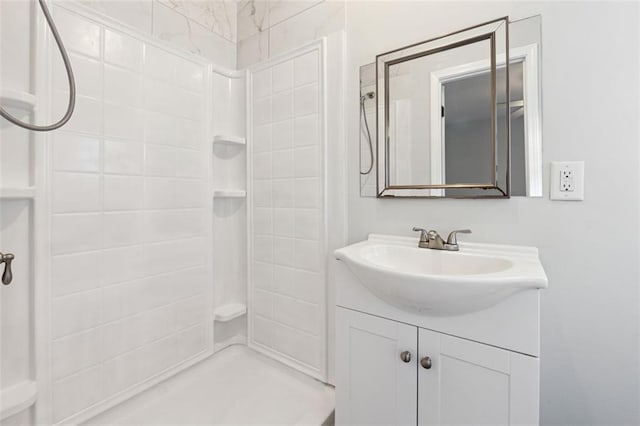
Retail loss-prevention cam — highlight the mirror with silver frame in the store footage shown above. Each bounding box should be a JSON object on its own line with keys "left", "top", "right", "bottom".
{"left": 359, "top": 15, "right": 542, "bottom": 198}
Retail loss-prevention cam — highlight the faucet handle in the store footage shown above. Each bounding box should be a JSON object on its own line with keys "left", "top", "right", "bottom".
{"left": 446, "top": 229, "right": 472, "bottom": 246}
{"left": 1, "top": 253, "right": 14, "bottom": 285}
{"left": 412, "top": 227, "right": 428, "bottom": 242}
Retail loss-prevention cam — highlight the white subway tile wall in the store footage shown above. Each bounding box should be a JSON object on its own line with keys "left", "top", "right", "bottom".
{"left": 49, "top": 7, "right": 210, "bottom": 422}
{"left": 250, "top": 47, "right": 324, "bottom": 376}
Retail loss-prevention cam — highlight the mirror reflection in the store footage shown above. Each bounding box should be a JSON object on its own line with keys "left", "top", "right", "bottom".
{"left": 359, "top": 15, "right": 542, "bottom": 198}
{"left": 386, "top": 37, "right": 495, "bottom": 190}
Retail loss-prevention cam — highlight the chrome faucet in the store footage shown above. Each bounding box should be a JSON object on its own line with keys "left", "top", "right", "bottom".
{"left": 0, "top": 252, "right": 14, "bottom": 285}
{"left": 412, "top": 227, "right": 471, "bottom": 251}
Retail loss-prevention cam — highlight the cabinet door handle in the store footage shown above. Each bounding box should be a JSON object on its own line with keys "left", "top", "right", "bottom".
{"left": 420, "top": 356, "right": 432, "bottom": 369}
{"left": 400, "top": 351, "right": 412, "bottom": 363}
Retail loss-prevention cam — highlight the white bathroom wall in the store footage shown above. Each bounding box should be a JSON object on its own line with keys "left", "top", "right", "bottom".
{"left": 69, "top": 0, "right": 236, "bottom": 67}
{"left": 248, "top": 42, "right": 327, "bottom": 380}
{"left": 345, "top": 2, "right": 640, "bottom": 424}
{"left": 46, "top": 5, "right": 212, "bottom": 423}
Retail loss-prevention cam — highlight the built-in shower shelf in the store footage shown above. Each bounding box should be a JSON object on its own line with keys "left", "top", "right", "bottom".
{"left": 0, "top": 89, "right": 37, "bottom": 110}
{"left": 214, "top": 303, "right": 247, "bottom": 322}
{"left": 0, "top": 187, "right": 36, "bottom": 200}
{"left": 213, "top": 135, "right": 246, "bottom": 146}
{"left": 0, "top": 380, "right": 37, "bottom": 421}
{"left": 213, "top": 189, "right": 246, "bottom": 198}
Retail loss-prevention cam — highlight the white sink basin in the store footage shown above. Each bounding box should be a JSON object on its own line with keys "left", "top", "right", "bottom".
{"left": 335, "top": 234, "right": 548, "bottom": 315}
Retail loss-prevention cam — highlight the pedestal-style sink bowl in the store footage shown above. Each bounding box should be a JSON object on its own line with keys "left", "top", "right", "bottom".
{"left": 335, "top": 234, "right": 548, "bottom": 316}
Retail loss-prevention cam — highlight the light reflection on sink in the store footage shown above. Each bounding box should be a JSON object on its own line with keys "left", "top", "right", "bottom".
{"left": 335, "top": 234, "right": 548, "bottom": 316}
{"left": 360, "top": 244, "right": 513, "bottom": 276}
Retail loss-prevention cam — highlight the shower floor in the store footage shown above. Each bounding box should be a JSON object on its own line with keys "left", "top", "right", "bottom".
{"left": 84, "top": 345, "right": 335, "bottom": 425}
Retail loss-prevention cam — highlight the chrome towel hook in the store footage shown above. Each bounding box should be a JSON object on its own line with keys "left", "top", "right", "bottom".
{"left": 0, "top": 252, "right": 15, "bottom": 285}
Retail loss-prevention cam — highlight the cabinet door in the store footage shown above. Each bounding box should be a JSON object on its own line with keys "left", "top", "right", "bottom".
{"left": 418, "top": 328, "right": 539, "bottom": 426}
{"left": 336, "top": 307, "right": 417, "bottom": 426}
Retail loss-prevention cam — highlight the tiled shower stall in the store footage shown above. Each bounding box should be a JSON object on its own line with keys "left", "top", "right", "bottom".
{"left": 0, "top": 1, "right": 344, "bottom": 424}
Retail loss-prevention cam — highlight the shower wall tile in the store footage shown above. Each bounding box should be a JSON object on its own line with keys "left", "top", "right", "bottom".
{"left": 253, "top": 98, "right": 272, "bottom": 125}
{"left": 104, "top": 139, "right": 145, "bottom": 175}
{"left": 294, "top": 114, "right": 319, "bottom": 146}
{"left": 52, "top": 327, "right": 104, "bottom": 380}
{"left": 104, "top": 30, "right": 145, "bottom": 71}
{"left": 293, "top": 84, "right": 318, "bottom": 116}
{"left": 271, "top": 120, "right": 293, "bottom": 150}
{"left": 293, "top": 51, "right": 318, "bottom": 86}
{"left": 271, "top": 149, "right": 293, "bottom": 178}
{"left": 52, "top": 133, "right": 101, "bottom": 173}
{"left": 52, "top": 251, "right": 103, "bottom": 297}
{"left": 55, "top": 7, "right": 102, "bottom": 58}
{"left": 52, "top": 213, "right": 102, "bottom": 255}
{"left": 102, "top": 212, "right": 143, "bottom": 248}
{"left": 253, "top": 68, "right": 272, "bottom": 99}
{"left": 52, "top": 172, "right": 101, "bottom": 213}
{"left": 271, "top": 91, "right": 293, "bottom": 121}
{"left": 52, "top": 289, "right": 103, "bottom": 339}
{"left": 104, "top": 65, "right": 144, "bottom": 107}
{"left": 104, "top": 103, "right": 145, "bottom": 140}
{"left": 54, "top": 95, "right": 102, "bottom": 135}
{"left": 145, "top": 144, "right": 178, "bottom": 177}
{"left": 250, "top": 47, "right": 324, "bottom": 374}
{"left": 103, "top": 175, "right": 145, "bottom": 211}
{"left": 54, "top": 53, "right": 103, "bottom": 100}
{"left": 272, "top": 61, "right": 293, "bottom": 93}
{"left": 272, "top": 295, "right": 319, "bottom": 335}
{"left": 49, "top": 9, "right": 211, "bottom": 422}
{"left": 294, "top": 146, "right": 320, "bottom": 177}
{"left": 294, "top": 209, "right": 320, "bottom": 240}
{"left": 273, "top": 208, "right": 294, "bottom": 237}
{"left": 52, "top": 365, "right": 105, "bottom": 421}
{"left": 294, "top": 178, "right": 321, "bottom": 208}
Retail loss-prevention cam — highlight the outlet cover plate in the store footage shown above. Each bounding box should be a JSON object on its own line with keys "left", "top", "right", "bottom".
{"left": 550, "top": 161, "right": 584, "bottom": 200}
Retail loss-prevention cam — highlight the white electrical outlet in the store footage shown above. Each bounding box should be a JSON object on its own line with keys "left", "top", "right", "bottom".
{"left": 560, "top": 169, "right": 574, "bottom": 192}
{"left": 550, "top": 161, "right": 584, "bottom": 200}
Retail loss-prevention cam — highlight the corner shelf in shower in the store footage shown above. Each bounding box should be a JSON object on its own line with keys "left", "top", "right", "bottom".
{"left": 0, "top": 380, "right": 37, "bottom": 421}
{"left": 0, "top": 90, "right": 37, "bottom": 111}
{"left": 213, "top": 189, "right": 246, "bottom": 198}
{"left": 0, "top": 187, "right": 36, "bottom": 200}
{"left": 214, "top": 303, "right": 247, "bottom": 322}
{"left": 213, "top": 135, "right": 246, "bottom": 146}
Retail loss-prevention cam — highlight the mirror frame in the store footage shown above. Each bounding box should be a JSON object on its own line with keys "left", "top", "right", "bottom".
{"left": 375, "top": 17, "right": 510, "bottom": 198}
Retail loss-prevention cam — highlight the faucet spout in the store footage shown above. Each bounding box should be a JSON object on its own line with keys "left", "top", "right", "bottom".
{"left": 412, "top": 228, "right": 471, "bottom": 251}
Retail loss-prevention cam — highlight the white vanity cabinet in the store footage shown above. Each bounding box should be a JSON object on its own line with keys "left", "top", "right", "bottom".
{"left": 418, "top": 327, "right": 539, "bottom": 425}
{"left": 335, "top": 308, "right": 418, "bottom": 425}
{"left": 336, "top": 307, "right": 540, "bottom": 426}
{"left": 334, "top": 235, "right": 547, "bottom": 426}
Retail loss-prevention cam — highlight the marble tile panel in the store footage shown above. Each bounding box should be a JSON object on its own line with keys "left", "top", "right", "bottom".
{"left": 237, "top": 0, "right": 270, "bottom": 41}
{"left": 153, "top": 2, "right": 236, "bottom": 67}
{"left": 269, "top": 0, "right": 344, "bottom": 57}
{"left": 237, "top": 30, "right": 269, "bottom": 69}
{"left": 158, "top": 0, "right": 237, "bottom": 42}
